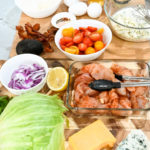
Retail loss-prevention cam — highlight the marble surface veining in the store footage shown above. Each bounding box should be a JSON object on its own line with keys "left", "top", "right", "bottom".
{"left": 0, "top": 0, "right": 21, "bottom": 60}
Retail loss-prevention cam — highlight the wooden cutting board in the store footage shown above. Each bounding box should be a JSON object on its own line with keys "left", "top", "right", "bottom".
{"left": 0, "top": 59, "right": 150, "bottom": 149}
{"left": 10, "top": 2, "right": 150, "bottom": 60}
{"left": 64, "top": 112, "right": 150, "bottom": 149}
{"left": 7, "top": 1, "right": 150, "bottom": 148}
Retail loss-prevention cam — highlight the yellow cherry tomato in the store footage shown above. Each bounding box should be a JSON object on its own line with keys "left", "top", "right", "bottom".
{"left": 62, "top": 27, "right": 74, "bottom": 37}
{"left": 65, "top": 46, "right": 79, "bottom": 55}
{"left": 85, "top": 47, "right": 95, "bottom": 54}
{"left": 97, "top": 28, "right": 104, "bottom": 34}
{"left": 69, "top": 46, "right": 79, "bottom": 54}
{"left": 65, "top": 47, "right": 76, "bottom": 54}
{"left": 94, "top": 41, "right": 104, "bottom": 51}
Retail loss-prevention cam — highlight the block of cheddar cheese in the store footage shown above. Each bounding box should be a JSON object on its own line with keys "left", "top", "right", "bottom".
{"left": 68, "top": 120, "right": 116, "bottom": 150}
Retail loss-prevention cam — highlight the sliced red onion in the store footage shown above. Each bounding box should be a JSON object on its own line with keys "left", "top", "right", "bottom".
{"left": 8, "top": 64, "right": 46, "bottom": 90}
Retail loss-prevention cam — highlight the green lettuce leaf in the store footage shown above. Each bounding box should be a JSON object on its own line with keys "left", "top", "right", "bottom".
{"left": 0, "top": 96, "right": 11, "bottom": 114}
{"left": 0, "top": 93, "right": 67, "bottom": 150}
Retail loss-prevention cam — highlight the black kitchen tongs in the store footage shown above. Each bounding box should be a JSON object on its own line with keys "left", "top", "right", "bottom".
{"left": 89, "top": 74, "right": 150, "bottom": 91}
{"left": 114, "top": 74, "right": 150, "bottom": 81}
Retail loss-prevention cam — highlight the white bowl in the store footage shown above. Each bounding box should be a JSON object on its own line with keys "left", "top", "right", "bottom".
{"left": 15, "top": 0, "right": 62, "bottom": 18}
{"left": 55, "top": 19, "right": 112, "bottom": 61}
{"left": 51, "top": 12, "right": 76, "bottom": 28}
{"left": 0, "top": 54, "right": 48, "bottom": 95}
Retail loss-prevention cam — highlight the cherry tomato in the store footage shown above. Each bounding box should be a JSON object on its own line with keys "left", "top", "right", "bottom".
{"left": 65, "top": 47, "right": 76, "bottom": 54}
{"left": 69, "top": 46, "right": 79, "bottom": 54}
{"left": 79, "top": 51, "right": 84, "bottom": 55}
{"left": 83, "top": 37, "right": 93, "bottom": 47}
{"left": 85, "top": 47, "right": 95, "bottom": 54}
{"left": 87, "top": 26, "right": 97, "bottom": 32}
{"left": 100, "top": 35, "right": 103, "bottom": 41}
{"left": 65, "top": 46, "right": 79, "bottom": 54}
{"left": 79, "top": 27, "right": 86, "bottom": 32}
{"left": 94, "top": 41, "right": 104, "bottom": 51}
{"left": 73, "top": 33, "right": 83, "bottom": 43}
{"left": 78, "top": 43, "right": 87, "bottom": 51}
{"left": 74, "top": 29, "right": 79, "bottom": 35}
{"left": 60, "top": 37, "right": 73, "bottom": 45}
{"left": 62, "top": 27, "right": 74, "bottom": 37}
{"left": 84, "top": 30, "right": 92, "bottom": 37}
{"left": 66, "top": 42, "right": 74, "bottom": 47}
{"left": 89, "top": 32, "right": 101, "bottom": 41}
{"left": 60, "top": 38, "right": 65, "bottom": 45}
{"left": 97, "top": 28, "right": 104, "bottom": 34}
{"left": 60, "top": 44, "right": 67, "bottom": 50}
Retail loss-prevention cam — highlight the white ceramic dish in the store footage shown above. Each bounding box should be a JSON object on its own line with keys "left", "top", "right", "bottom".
{"left": 51, "top": 12, "right": 76, "bottom": 28}
{"left": 55, "top": 19, "right": 112, "bottom": 61}
{"left": 0, "top": 54, "right": 48, "bottom": 95}
{"left": 15, "top": 0, "right": 61, "bottom": 18}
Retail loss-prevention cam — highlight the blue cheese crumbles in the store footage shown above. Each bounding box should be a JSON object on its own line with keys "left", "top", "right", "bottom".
{"left": 116, "top": 130, "right": 150, "bottom": 150}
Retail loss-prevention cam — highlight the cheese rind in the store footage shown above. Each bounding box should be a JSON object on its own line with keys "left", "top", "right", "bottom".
{"left": 68, "top": 120, "right": 116, "bottom": 150}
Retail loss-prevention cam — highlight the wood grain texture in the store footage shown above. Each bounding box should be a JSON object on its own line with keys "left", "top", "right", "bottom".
{"left": 0, "top": 60, "right": 150, "bottom": 149}
{"left": 47, "top": 60, "right": 150, "bottom": 149}
{"left": 7, "top": 1, "right": 150, "bottom": 147}
{"left": 10, "top": 3, "right": 150, "bottom": 60}
{"left": 64, "top": 112, "right": 150, "bottom": 149}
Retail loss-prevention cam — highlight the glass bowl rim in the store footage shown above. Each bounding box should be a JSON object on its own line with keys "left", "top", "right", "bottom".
{"left": 104, "top": 1, "right": 150, "bottom": 30}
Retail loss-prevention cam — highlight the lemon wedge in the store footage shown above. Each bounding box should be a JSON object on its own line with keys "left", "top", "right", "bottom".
{"left": 47, "top": 67, "right": 69, "bottom": 92}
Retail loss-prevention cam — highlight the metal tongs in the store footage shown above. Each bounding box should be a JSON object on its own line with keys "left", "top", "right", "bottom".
{"left": 89, "top": 74, "right": 150, "bottom": 91}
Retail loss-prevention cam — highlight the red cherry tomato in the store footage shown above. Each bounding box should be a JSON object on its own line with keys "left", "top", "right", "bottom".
{"left": 60, "top": 44, "right": 67, "bottom": 50}
{"left": 89, "top": 32, "right": 101, "bottom": 41}
{"left": 100, "top": 35, "right": 103, "bottom": 41}
{"left": 60, "top": 38, "right": 66, "bottom": 45}
{"left": 60, "top": 37, "right": 73, "bottom": 45}
{"left": 74, "top": 29, "right": 79, "bottom": 35}
{"left": 73, "top": 33, "right": 83, "bottom": 43}
{"left": 78, "top": 43, "right": 87, "bottom": 51}
{"left": 83, "top": 37, "right": 93, "bottom": 47}
{"left": 66, "top": 41, "right": 74, "bottom": 47}
{"left": 79, "top": 27, "right": 86, "bottom": 32}
{"left": 79, "top": 51, "right": 84, "bottom": 55}
{"left": 84, "top": 30, "right": 92, "bottom": 37}
{"left": 87, "top": 26, "right": 97, "bottom": 32}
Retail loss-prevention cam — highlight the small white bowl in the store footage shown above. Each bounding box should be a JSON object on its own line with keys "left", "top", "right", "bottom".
{"left": 0, "top": 54, "right": 48, "bottom": 95}
{"left": 55, "top": 19, "right": 112, "bottom": 61}
{"left": 15, "top": 0, "right": 61, "bottom": 18}
{"left": 51, "top": 12, "right": 76, "bottom": 28}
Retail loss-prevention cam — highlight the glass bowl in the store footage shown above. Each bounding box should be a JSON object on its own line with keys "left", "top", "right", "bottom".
{"left": 104, "top": 0, "right": 150, "bottom": 42}
{"left": 66, "top": 60, "right": 150, "bottom": 117}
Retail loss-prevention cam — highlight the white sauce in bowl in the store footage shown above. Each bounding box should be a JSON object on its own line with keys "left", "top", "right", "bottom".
{"left": 110, "top": 7, "right": 150, "bottom": 42}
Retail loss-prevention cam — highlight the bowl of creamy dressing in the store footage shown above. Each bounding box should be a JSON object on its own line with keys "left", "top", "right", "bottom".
{"left": 104, "top": 0, "right": 150, "bottom": 42}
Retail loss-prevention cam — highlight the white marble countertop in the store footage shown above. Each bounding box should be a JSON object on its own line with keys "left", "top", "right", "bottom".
{"left": 0, "top": 0, "right": 21, "bottom": 60}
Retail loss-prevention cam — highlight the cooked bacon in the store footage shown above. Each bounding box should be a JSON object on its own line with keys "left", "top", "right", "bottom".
{"left": 16, "top": 23, "right": 58, "bottom": 53}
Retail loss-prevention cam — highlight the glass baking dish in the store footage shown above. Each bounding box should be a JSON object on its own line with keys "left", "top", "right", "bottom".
{"left": 66, "top": 60, "right": 150, "bottom": 117}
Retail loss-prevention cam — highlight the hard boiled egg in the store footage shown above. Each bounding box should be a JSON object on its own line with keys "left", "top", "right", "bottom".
{"left": 69, "top": 2, "right": 87, "bottom": 16}
{"left": 87, "top": 3, "right": 102, "bottom": 18}
{"left": 64, "top": 0, "right": 79, "bottom": 7}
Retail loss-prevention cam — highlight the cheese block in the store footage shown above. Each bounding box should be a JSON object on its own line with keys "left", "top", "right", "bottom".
{"left": 68, "top": 120, "right": 116, "bottom": 150}
{"left": 116, "top": 130, "right": 150, "bottom": 150}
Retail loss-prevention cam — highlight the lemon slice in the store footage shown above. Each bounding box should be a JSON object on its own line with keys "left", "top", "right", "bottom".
{"left": 47, "top": 67, "right": 69, "bottom": 92}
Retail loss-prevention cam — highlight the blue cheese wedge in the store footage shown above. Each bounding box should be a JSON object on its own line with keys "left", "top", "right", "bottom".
{"left": 117, "top": 130, "right": 150, "bottom": 150}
